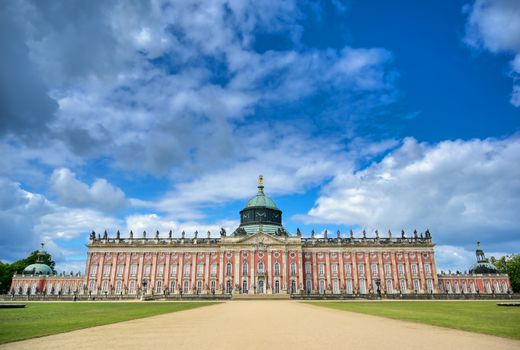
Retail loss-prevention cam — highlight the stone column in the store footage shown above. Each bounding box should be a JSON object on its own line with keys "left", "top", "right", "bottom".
{"left": 250, "top": 250, "right": 255, "bottom": 294}
{"left": 282, "top": 250, "right": 287, "bottom": 292}
{"left": 338, "top": 250, "right": 345, "bottom": 292}
{"left": 177, "top": 253, "right": 184, "bottom": 294}
{"left": 312, "top": 251, "right": 318, "bottom": 292}
{"left": 267, "top": 251, "right": 272, "bottom": 294}
{"left": 218, "top": 251, "right": 224, "bottom": 294}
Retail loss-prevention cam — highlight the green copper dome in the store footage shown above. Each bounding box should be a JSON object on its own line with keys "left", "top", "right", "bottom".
{"left": 244, "top": 175, "right": 278, "bottom": 209}
{"left": 23, "top": 263, "right": 53, "bottom": 275}
{"left": 245, "top": 194, "right": 278, "bottom": 209}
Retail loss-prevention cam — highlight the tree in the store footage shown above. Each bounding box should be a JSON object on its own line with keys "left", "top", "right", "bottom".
{"left": 0, "top": 251, "right": 56, "bottom": 294}
{"left": 491, "top": 254, "right": 520, "bottom": 293}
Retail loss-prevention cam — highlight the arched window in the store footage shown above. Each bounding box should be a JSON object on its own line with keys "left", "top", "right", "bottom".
{"left": 290, "top": 263, "right": 296, "bottom": 276}
{"left": 274, "top": 262, "right": 280, "bottom": 275}
{"left": 258, "top": 262, "right": 264, "bottom": 273}
{"left": 242, "top": 262, "right": 248, "bottom": 275}
{"left": 226, "top": 263, "right": 232, "bottom": 276}
{"left": 116, "top": 280, "right": 122, "bottom": 294}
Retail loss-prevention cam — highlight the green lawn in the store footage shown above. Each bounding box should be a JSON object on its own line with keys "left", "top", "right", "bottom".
{"left": 0, "top": 301, "right": 217, "bottom": 344}
{"left": 307, "top": 301, "right": 520, "bottom": 339}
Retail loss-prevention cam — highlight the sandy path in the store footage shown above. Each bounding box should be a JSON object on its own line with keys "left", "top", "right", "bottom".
{"left": 2, "top": 301, "right": 518, "bottom": 350}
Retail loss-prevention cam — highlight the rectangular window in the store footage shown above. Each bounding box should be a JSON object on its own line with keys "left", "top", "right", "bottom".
{"left": 386, "top": 279, "right": 393, "bottom": 294}
{"left": 104, "top": 265, "right": 110, "bottom": 276}
{"left": 424, "top": 263, "right": 431, "bottom": 274}
{"left": 346, "top": 279, "right": 353, "bottom": 294}
{"left": 171, "top": 264, "right": 177, "bottom": 277}
{"left": 91, "top": 265, "right": 98, "bottom": 276}
{"left": 115, "top": 280, "right": 122, "bottom": 294}
{"left": 156, "top": 280, "right": 162, "bottom": 293}
{"left": 398, "top": 263, "right": 404, "bottom": 275}
{"left": 129, "top": 281, "right": 135, "bottom": 294}
{"left": 359, "top": 279, "right": 367, "bottom": 294}
{"left": 332, "top": 263, "right": 338, "bottom": 274}
{"left": 318, "top": 264, "right": 325, "bottom": 276}
{"left": 411, "top": 264, "right": 418, "bottom": 275}
{"left": 117, "top": 264, "right": 124, "bottom": 275}
{"left": 170, "top": 281, "right": 176, "bottom": 293}
{"left": 400, "top": 279, "right": 406, "bottom": 293}
{"left": 371, "top": 263, "right": 378, "bottom": 276}
{"left": 290, "top": 263, "right": 296, "bottom": 276}
{"left": 305, "top": 263, "right": 311, "bottom": 274}
{"left": 414, "top": 279, "right": 421, "bottom": 292}
{"left": 211, "top": 264, "right": 217, "bottom": 275}
{"left": 144, "top": 264, "right": 151, "bottom": 277}
{"left": 158, "top": 264, "right": 164, "bottom": 276}
{"left": 358, "top": 264, "right": 365, "bottom": 274}
{"left": 345, "top": 263, "right": 352, "bottom": 275}
{"left": 427, "top": 279, "right": 434, "bottom": 293}
{"left": 384, "top": 263, "right": 391, "bottom": 276}
{"left": 198, "top": 264, "right": 204, "bottom": 275}
{"left": 184, "top": 264, "right": 191, "bottom": 276}
{"left": 130, "top": 264, "right": 137, "bottom": 275}
{"left": 102, "top": 280, "right": 108, "bottom": 292}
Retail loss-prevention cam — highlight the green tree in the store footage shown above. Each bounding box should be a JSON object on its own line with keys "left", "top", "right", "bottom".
{"left": 0, "top": 251, "right": 56, "bottom": 294}
{"left": 490, "top": 254, "right": 520, "bottom": 293}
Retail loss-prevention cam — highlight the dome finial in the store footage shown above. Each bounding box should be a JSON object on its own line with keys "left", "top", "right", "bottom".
{"left": 257, "top": 174, "right": 264, "bottom": 194}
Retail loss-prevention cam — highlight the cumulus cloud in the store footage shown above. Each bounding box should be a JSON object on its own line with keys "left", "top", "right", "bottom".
{"left": 464, "top": 0, "right": 520, "bottom": 106}
{"left": 303, "top": 135, "right": 520, "bottom": 253}
{"left": 50, "top": 168, "right": 127, "bottom": 212}
{"left": 0, "top": 0, "right": 397, "bottom": 178}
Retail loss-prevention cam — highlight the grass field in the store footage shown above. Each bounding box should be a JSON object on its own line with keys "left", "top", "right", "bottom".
{"left": 0, "top": 301, "right": 217, "bottom": 344}
{"left": 308, "top": 301, "right": 520, "bottom": 339}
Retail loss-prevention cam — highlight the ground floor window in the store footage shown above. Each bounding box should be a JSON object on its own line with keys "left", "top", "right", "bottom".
{"left": 31, "top": 283, "right": 37, "bottom": 295}
{"left": 386, "top": 279, "right": 393, "bottom": 294}
{"left": 170, "top": 281, "right": 176, "bottom": 294}
{"left": 47, "top": 283, "right": 53, "bottom": 295}
{"left": 306, "top": 280, "right": 312, "bottom": 293}
{"left": 319, "top": 280, "right": 325, "bottom": 294}
{"left": 156, "top": 280, "right": 162, "bottom": 294}
{"left": 210, "top": 280, "right": 216, "bottom": 293}
{"left": 332, "top": 280, "right": 339, "bottom": 294}
{"left": 116, "top": 280, "right": 122, "bottom": 294}
{"left": 493, "top": 281, "right": 500, "bottom": 294}
{"left": 275, "top": 280, "right": 280, "bottom": 294}
{"left": 427, "top": 279, "right": 433, "bottom": 293}
{"left": 470, "top": 281, "right": 476, "bottom": 294}
{"left": 346, "top": 279, "right": 353, "bottom": 294}
{"left": 359, "top": 279, "right": 366, "bottom": 294}
{"left": 101, "top": 280, "right": 107, "bottom": 292}
{"left": 242, "top": 280, "right": 248, "bottom": 294}
{"left": 400, "top": 279, "right": 406, "bottom": 294}
{"left": 226, "top": 280, "right": 232, "bottom": 294}
{"left": 258, "top": 280, "right": 264, "bottom": 293}
{"left": 129, "top": 281, "right": 135, "bottom": 294}
{"left": 184, "top": 280, "right": 190, "bottom": 293}
{"left": 88, "top": 280, "right": 95, "bottom": 292}
{"left": 291, "top": 280, "right": 296, "bottom": 294}
{"left": 413, "top": 279, "right": 421, "bottom": 293}
{"left": 197, "top": 280, "right": 202, "bottom": 293}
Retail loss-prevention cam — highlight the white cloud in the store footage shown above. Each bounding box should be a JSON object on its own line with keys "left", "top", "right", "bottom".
{"left": 303, "top": 135, "right": 520, "bottom": 253}
{"left": 50, "top": 168, "right": 127, "bottom": 212}
{"left": 464, "top": 0, "right": 520, "bottom": 106}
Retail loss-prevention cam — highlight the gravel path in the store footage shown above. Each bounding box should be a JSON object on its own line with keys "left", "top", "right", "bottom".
{"left": 2, "top": 301, "right": 518, "bottom": 350}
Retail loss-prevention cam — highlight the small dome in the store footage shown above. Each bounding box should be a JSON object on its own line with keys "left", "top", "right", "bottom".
{"left": 23, "top": 263, "right": 53, "bottom": 275}
{"left": 469, "top": 261, "right": 499, "bottom": 274}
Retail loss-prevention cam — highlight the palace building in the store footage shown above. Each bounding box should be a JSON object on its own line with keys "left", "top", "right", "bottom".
{"left": 10, "top": 176, "right": 511, "bottom": 297}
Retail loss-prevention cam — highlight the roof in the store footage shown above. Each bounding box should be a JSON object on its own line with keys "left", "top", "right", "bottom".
{"left": 244, "top": 175, "right": 279, "bottom": 210}
{"left": 469, "top": 261, "right": 499, "bottom": 274}
{"left": 23, "top": 263, "right": 53, "bottom": 275}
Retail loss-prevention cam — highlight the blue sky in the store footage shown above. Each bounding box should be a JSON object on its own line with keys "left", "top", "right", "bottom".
{"left": 1, "top": 0, "right": 519, "bottom": 273}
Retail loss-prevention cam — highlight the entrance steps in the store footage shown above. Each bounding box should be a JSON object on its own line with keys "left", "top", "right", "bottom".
{"left": 232, "top": 293, "right": 291, "bottom": 300}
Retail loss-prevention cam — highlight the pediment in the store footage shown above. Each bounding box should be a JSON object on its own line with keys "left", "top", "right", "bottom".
{"left": 235, "top": 231, "right": 286, "bottom": 245}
